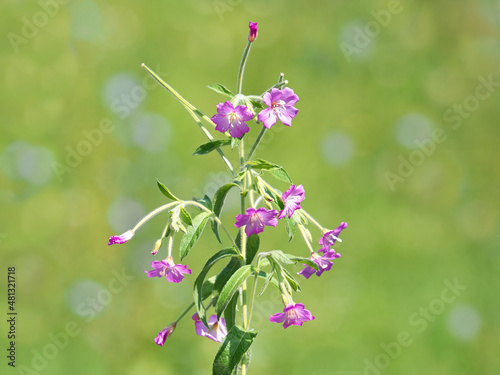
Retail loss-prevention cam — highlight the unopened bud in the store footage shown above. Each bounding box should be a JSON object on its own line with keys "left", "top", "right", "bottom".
{"left": 248, "top": 21, "right": 258, "bottom": 42}
{"left": 151, "top": 239, "right": 162, "bottom": 255}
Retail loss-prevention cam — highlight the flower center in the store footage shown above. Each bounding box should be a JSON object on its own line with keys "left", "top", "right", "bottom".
{"left": 271, "top": 100, "right": 285, "bottom": 111}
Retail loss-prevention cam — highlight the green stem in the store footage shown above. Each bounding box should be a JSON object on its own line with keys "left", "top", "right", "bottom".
{"left": 132, "top": 201, "right": 181, "bottom": 232}
{"left": 141, "top": 63, "right": 234, "bottom": 175}
{"left": 300, "top": 209, "right": 325, "bottom": 232}
{"left": 247, "top": 127, "right": 267, "bottom": 162}
{"left": 175, "top": 301, "right": 195, "bottom": 323}
{"left": 246, "top": 272, "right": 259, "bottom": 328}
{"left": 236, "top": 41, "right": 252, "bottom": 94}
{"left": 297, "top": 224, "right": 315, "bottom": 254}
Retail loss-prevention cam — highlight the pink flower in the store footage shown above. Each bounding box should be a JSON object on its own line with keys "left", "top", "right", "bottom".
{"left": 154, "top": 323, "right": 176, "bottom": 346}
{"left": 235, "top": 207, "right": 278, "bottom": 237}
{"left": 108, "top": 230, "right": 134, "bottom": 245}
{"left": 319, "top": 222, "right": 348, "bottom": 253}
{"left": 298, "top": 250, "right": 341, "bottom": 279}
{"left": 192, "top": 313, "right": 227, "bottom": 343}
{"left": 145, "top": 256, "right": 192, "bottom": 283}
{"left": 257, "top": 88, "right": 299, "bottom": 129}
{"left": 211, "top": 101, "right": 254, "bottom": 138}
{"left": 248, "top": 21, "right": 258, "bottom": 42}
{"left": 269, "top": 303, "right": 315, "bottom": 329}
{"left": 277, "top": 184, "right": 305, "bottom": 219}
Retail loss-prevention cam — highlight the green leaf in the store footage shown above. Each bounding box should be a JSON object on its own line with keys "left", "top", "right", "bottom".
{"left": 195, "top": 195, "right": 213, "bottom": 211}
{"left": 179, "top": 206, "right": 193, "bottom": 226}
{"left": 215, "top": 258, "right": 241, "bottom": 293}
{"left": 202, "top": 276, "right": 217, "bottom": 299}
{"left": 214, "top": 183, "right": 240, "bottom": 218}
{"left": 284, "top": 253, "right": 319, "bottom": 270}
{"left": 245, "top": 234, "right": 260, "bottom": 265}
{"left": 231, "top": 137, "right": 241, "bottom": 149}
{"left": 281, "top": 267, "right": 301, "bottom": 292}
{"left": 211, "top": 183, "right": 239, "bottom": 244}
{"left": 262, "top": 250, "right": 294, "bottom": 266}
{"left": 179, "top": 212, "right": 212, "bottom": 260}
{"left": 216, "top": 265, "right": 254, "bottom": 319}
{"left": 207, "top": 83, "right": 235, "bottom": 98}
{"left": 212, "top": 326, "right": 258, "bottom": 375}
{"left": 285, "top": 217, "right": 296, "bottom": 242}
{"left": 193, "top": 139, "right": 232, "bottom": 155}
{"left": 245, "top": 159, "right": 292, "bottom": 183}
{"left": 157, "top": 180, "right": 180, "bottom": 201}
{"left": 193, "top": 248, "right": 238, "bottom": 326}
{"left": 224, "top": 292, "right": 239, "bottom": 331}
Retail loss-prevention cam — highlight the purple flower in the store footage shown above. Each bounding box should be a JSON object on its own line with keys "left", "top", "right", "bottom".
{"left": 298, "top": 250, "right": 341, "bottom": 279}
{"left": 257, "top": 88, "right": 299, "bottom": 129}
{"left": 108, "top": 230, "right": 134, "bottom": 245}
{"left": 235, "top": 207, "right": 278, "bottom": 237}
{"left": 154, "top": 322, "right": 176, "bottom": 346}
{"left": 248, "top": 21, "right": 258, "bottom": 42}
{"left": 278, "top": 184, "right": 305, "bottom": 219}
{"left": 145, "top": 256, "right": 192, "bottom": 283}
{"left": 192, "top": 313, "right": 227, "bottom": 343}
{"left": 269, "top": 303, "right": 315, "bottom": 329}
{"left": 319, "top": 222, "right": 348, "bottom": 253}
{"left": 211, "top": 101, "right": 254, "bottom": 138}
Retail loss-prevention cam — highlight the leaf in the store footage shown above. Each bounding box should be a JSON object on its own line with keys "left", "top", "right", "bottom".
{"left": 285, "top": 217, "right": 296, "bottom": 242}
{"left": 216, "top": 265, "right": 254, "bottom": 319}
{"left": 202, "top": 276, "right": 217, "bottom": 299}
{"left": 212, "top": 326, "right": 258, "bottom": 375}
{"left": 193, "top": 248, "right": 238, "bottom": 326}
{"left": 207, "top": 83, "right": 235, "bottom": 98}
{"left": 179, "top": 206, "right": 193, "bottom": 226}
{"left": 284, "top": 254, "right": 319, "bottom": 270}
{"left": 245, "top": 234, "right": 260, "bottom": 265}
{"left": 195, "top": 195, "right": 213, "bottom": 211}
{"left": 231, "top": 137, "right": 241, "bottom": 149}
{"left": 211, "top": 220, "right": 222, "bottom": 244}
{"left": 215, "top": 257, "right": 241, "bottom": 293}
{"left": 179, "top": 212, "right": 212, "bottom": 260}
{"left": 224, "top": 292, "right": 239, "bottom": 331}
{"left": 262, "top": 250, "right": 294, "bottom": 266}
{"left": 157, "top": 180, "right": 180, "bottom": 201}
{"left": 193, "top": 139, "right": 232, "bottom": 155}
{"left": 281, "top": 267, "right": 301, "bottom": 292}
{"left": 213, "top": 183, "right": 240, "bottom": 218}
{"left": 245, "top": 159, "right": 292, "bottom": 183}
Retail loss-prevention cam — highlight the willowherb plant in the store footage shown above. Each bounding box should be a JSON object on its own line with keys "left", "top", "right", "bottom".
{"left": 108, "top": 21, "right": 348, "bottom": 375}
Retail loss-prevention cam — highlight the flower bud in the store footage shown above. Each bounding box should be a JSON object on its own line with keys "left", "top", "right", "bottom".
{"left": 248, "top": 22, "right": 258, "bottom": 42}
{"left": 151, "top": 239, "right": 162, "bottom": 255}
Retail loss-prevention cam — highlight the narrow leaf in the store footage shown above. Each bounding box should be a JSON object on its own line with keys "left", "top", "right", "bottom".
{"left": 285, "top": 217, "right": 296, "bottom": 242}
{"left": 179, "top": 207, "right": 193, "bottom": 226}
{"left": 194, "top": 139, "right": 232, "bottom": 155}
{"left": 281, "top": 267, "right": 301, "bottom": 292}
{"left": 179, "top": 212, "right": 212, "bottom": 260}
{"left": 216, "top": 265, "right": 254, "bottom": 319}
{"left": 224, "top": 291, "right": 239, "bottom": 331}
{"left": 212, "top": 326, "right": 258, "bottom": 375}
{"left": 245, "top": 234, "right": 260, "bottom": 265}
{"left": 245, "top": 159, "right": 292, "bottom": 183}
{"left": 262, "top": 250, "right": 294, "bottom": 266}
{"left": 215, "top": 258, "right": 241, "bottom": 293}
{"left": 214, "top": 183, "right": 240, "bottom": 218}
{"left": 193, "top": 248, "right": 238, "bottom": 326}
{"left": 195, "top": 195, "right": 213, "bottom": 211}
{"left": 157, "top": 180, "right": 180, "bottom": 201}
{"left": 207, "top": 83, "right": 235, "bottom": 98}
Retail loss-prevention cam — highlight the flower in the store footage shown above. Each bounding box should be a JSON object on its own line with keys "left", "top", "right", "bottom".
{"left": 319, "top": 222, "right": 348, "bottom": 253}
{"left": 192, "top": 314, "right": 227, "bottom": 343}
{"left": 298, "top": 250, "right": 341, "bottom": 279}
{"left": 154, "top": 323, "right": 176, "bottom": 346}
{"left": 277, "top": 184, "right": 305, "bottom": 219}
{"left": 108, "top": 230, "right": 134, "bottom": 245}
{"left": 269, "top": 303, "right": 315, "bottom": 329}
{"left": 145, "top": 256, "right": 192, "bottom": 283}
{"left": 257, "top": 88, "right": 299, "bottom": 129}
{"left": 211, "top": 101, "right": 254, "bottom": 138}
{"left": 248, "top": 21, "right": 258, "bottom": 42}
{"left": 235, "top": 207, "right": 278, "bottom": 237}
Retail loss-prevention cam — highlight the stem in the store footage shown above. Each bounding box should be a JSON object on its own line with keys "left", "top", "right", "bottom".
{"left": 300, "top": 209, "right": 325, "bottom": 232}
{"left": 246, "top": 272, "right": 259, "bottom": 328}
{"left": 132, "top": 201, "right": 181, "bottom": 232}
{"left": 175, "top": 301, "right": 195, "bottom": 323}
{"left": 141, "top": 63, "right": 234, "bottom": 175}
{"left": 236, "top": 41, "right": 252, "bottom": 94}
{"left": 239, "top": 141, "right": 249, "bottom": 330}
{"left": 247, "top": 127, "right": 267, "bottom": 162}
{"left": 297, "top": 224, "right": 315, "bottom": 254}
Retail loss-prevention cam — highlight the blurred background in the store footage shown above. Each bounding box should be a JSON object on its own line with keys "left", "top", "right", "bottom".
{"left": 1, "top": 0, "right": 499, "bottom": 374}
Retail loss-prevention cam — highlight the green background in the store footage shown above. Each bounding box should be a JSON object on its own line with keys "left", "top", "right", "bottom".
{"left": 1, "top": 0, "right": 499, "bottom": 374}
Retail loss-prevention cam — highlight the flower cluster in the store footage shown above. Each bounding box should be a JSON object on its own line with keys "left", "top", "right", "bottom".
{"left": 106, "top": 21, "right": 350, "bottom": 372}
